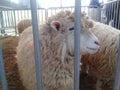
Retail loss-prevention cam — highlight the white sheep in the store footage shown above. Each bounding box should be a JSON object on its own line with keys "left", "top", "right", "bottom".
{"left": 81, "top": 21, "right": 120, "bottom": 90}
{"left": 16, "top": 10, "right": 100, "bottom": 90}
{"left": 17, "top": 18, "right": 32, "bottom": 34}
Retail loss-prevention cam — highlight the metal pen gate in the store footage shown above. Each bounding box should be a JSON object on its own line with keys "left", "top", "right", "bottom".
{"left": 0, "top": 6, "right": 90, "bottom": 36}
{"left": 25, "top": 0, "right": 120, "bottom": 90}
{"left": 0, "top": 0, "right": 120, "bottom": 90}
{"left": 30, "top": 0, "right": 81, "bottom": 90}
{"left": 100, "top": 0, "right": 120, "bottom": 29}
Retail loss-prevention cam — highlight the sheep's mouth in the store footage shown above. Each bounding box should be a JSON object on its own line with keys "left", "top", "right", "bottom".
{"left": 87, "top": 47, "right": 98, "bottom": 51}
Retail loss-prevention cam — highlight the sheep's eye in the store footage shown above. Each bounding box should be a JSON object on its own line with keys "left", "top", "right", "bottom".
{"left": 69, "top": 27, "right": 74, "bottom": 31}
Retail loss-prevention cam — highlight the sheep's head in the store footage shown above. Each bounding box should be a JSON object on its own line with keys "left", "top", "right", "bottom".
{"left": 65, "top": 22, "right": 99, "bottom": 56}
{"left": 43, "top": 11, "right": 100, "bottom": 63}
{"left": 49, "top": 18, "right": 99, "bottom": 59}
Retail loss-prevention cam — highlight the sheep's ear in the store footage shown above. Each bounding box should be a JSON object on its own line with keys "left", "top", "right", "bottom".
{"left": 82, "top": 12, "right": 89, "bottom": 19}
{"left": 50, "top": 21, "right": 61, "bottom": 31}
{"left": 87, "top": 21, "right": 94, "bottom": 28}
{"left": 81, "top": 20, "right": 93, "bottom": 28}
{"left": 81, "top": 11, "right": 87, "bottom": 17}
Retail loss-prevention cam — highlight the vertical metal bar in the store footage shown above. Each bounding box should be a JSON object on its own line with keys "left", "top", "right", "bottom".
{"left": 109, "top": 3, "right": 113, "bottom": 24}
{"left": 107, "top": 4, "right": 110, "bottom": 24}
{"left": 50, "top": 9, "right": 53, "bottom": 16}
{"left": 45, "top": 9, "right": 48, "bottom": 20}
{"left": 20, "top": 10, "right": 23, "bottom": 19}
{"left": 74, "top": 0, "right": 81, "bottom": 90}
{"left": 41, "top": 10, "right": 43, "bottom": 24}
{"left": 0, "top": 44, "right": 8, "bottom": 90}
{"left": 54, "top": 8, "right": 57, "bottom": 14}
{"left": 115, "top": 1, "right": 119, "bottom": 29}
{"left": 30, "top": 0, "right": 43, "bottom": 90}
{"left": 114, "top": 37, "right": 120, "bottom": 90}
{"left": 27, "top": 9, "right": 30, "bottom": 18}
{"left": 112, "top": 2, "right": 116, "bottom": 28}
{"left": 18, "top": 10, "right": 20, "bottom": 22}
{"left": 60, "top": 0, "right": 62, "bottom": 7}
{"left": 98, "top": 7, "right": 101, "bottom": 22}
{"left": 110, "top": 3, "right": 113, "bottom": 21}
{"left": 11, "top": 10, "right": 14, "bottom": 28}
{"left": 13, "top": 10, "right": 17, "bottom": 36}
{"left": 23, "top": 10, "right": 26, "bottom": 18}
{"left": 0, "top": 11, "right": 5, "bottom": 36}
{"left": 7, "top": 11, "right": 10, "bottom": 28}
{"left": 117, "top": 1, "right": 120, "bottom": 30}
{"left": 42, "top": 9, "right": 45, "bottom": 23}
{"left": 0, "top": 11, "right": 4, "bottom": 28}
{"left": 4, "top": 11, "right": 8, "bottom": 28}
{"left": 0, "top": 11, "right": 4, "bottom": 29}
{"left": 118, "top": 13, "right": 120, "bottom": 30}
{"left": 105, "top": 4, "right": 109, "bottom": 24}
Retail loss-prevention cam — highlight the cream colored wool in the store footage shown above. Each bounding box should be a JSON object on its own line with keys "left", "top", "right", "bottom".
{"left": 17, "top": 10, "right": 99, "bottom": 90}
{"left": 17, "top": 19, "right": 32, "bottom": 34}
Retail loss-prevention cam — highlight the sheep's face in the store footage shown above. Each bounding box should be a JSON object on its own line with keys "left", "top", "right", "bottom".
{"left": 64, "top": 21, "right": 100, "bottom": 56}
{"left": 50, "top": 20, "right": 100, "bottom": 57}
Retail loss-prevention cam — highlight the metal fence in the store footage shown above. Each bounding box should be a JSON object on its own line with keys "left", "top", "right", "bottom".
{"left": 0, "top": 6, "right": 92, "bottom": 36}
{"left": 0, "top": 1, "right": 120, "bottom": 36}
{"left": 101, "top": 0, "right": 120, "bottom": 29}
{"left": 0, "top": 0, "right": 120, "bottom": 90}
{"left": 30, "top": 1, "right": 120, "bottom": 90}
{"left": 0, "top": 8, "right": 46, "bottom": 36}
{"left": 30, "top": 0, "right": 82, "bottom": 90}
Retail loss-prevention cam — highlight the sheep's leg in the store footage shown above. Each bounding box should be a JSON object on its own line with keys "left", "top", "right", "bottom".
{"left": 96, "top": 79, "right": 102, "bottom": 90}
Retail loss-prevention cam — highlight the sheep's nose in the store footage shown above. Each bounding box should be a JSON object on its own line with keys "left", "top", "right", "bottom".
{"left": 94, "top": 41, "right": 99, "bottom": 45}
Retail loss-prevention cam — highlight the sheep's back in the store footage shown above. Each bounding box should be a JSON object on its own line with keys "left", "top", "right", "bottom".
{"left": 17, "top": 19, "right": 32, "bottom": 34}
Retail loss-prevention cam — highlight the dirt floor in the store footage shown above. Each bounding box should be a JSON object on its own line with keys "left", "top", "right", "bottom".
{"left": 0, "top": 36, "right": 111, "bottom": 90}
{"left": 0, "top": 36, "right": 25, "bottom": 90}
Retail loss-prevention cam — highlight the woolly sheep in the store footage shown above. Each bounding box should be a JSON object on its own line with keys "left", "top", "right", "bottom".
{"left": 16, "top": 11, "right": 100, "bottom": 90}
{"left": 17, "top": 19, "right": 32, "bottom": 34}
{"left": 81, "top": 21, "right": 120, "bottom": 90}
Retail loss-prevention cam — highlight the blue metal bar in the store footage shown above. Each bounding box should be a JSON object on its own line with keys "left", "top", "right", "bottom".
{"left": 0, "top": 44, "right": 8, "bottom": 90}
{"left": 115, "top": 1, "right": 119, "bottom": 29}
{"left": 45, "top": 9, "right": 48, "bottom": 20}
{"left": 30, "top": 0, "right": 43, "bottom": 90}
{"left": 13, "top": 10, "right": 17, "bottom": 36}
{"left": 117, "top": 2, "right": 120, "bottom": 30}
{"left": 114, "top": 37, "right": 120, "bottom": 90}
{"left": 0, "top": 11, "right": 4, "bottom": 28}
{"left": 74, "top": 0, "right": 81, "bottom": 90}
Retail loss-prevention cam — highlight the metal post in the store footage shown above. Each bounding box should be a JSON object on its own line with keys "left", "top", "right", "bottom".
{"left": 0, "top": 11, "right": 5, "bottom": 36}
{"left": 0, "top": 11, "right": 2, "bottom": 36}
{"left": 0, "top": 11, "right": 4, "bottom": 29}
{"left": 114, "top": 1, "right": 119, "bottom": 29}
{"left": 0, "top": 11, "right": 2, "bottom": 28}
{"left": 0, "top": 44, "right": 8, "bottom": 90}
{"left": 30, "top": 0, "right": 43, "bottom": 90}
{"left": 45, "top": 9, "right": 48, "bottom": 20}
{"left": 13, "top": 10, "right": 17, "bottom": 36}
{"left": 74, "top": 0, "right": 81, "bottom": 90}
{"left": 114, "top": 36, "right": 120, "bottom": 90}
{"left": 98, "top": 7, "right": 101, "bottom": 22}
{"left": 60, "top": 0, "right": 62, "bottom": 7}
